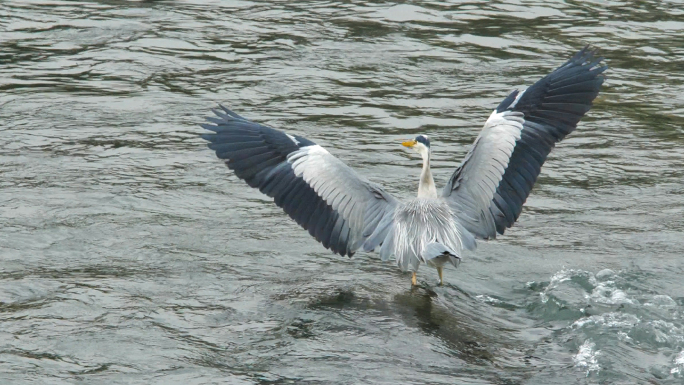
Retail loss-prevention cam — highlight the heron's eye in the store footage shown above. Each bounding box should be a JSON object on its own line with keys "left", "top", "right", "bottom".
{"left": 415, "top": 135, "right": 430, "bottom": 148}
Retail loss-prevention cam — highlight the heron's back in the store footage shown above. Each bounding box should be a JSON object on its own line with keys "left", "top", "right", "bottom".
{"left": 381, "top": 198, "right": 474, "bottom": 272}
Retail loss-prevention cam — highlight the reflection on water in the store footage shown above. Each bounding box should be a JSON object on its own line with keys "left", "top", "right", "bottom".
{"left": 2, "top": 0, "right": 684, "bottom": 384}
{"left": 395, "top": 289, "right": 496, "bottom": 364}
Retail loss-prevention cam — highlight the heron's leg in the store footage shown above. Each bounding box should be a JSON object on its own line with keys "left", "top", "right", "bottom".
{"left": 437, "top": 267, "right": 443, "bottom": 286}
{"left": 411, "top": 272, "right": 417, "bottom": 286}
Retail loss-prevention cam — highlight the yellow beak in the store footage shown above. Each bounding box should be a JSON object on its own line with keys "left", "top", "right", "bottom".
{"left": 402, "top": 139, "right": 417, "bottom": 148}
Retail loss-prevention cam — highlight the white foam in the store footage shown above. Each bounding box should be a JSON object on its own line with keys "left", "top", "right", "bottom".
{"left": 572, "top": 312, "right": 639, "bottom": 329}
{"left": 671, "top": 351, "right": 684, "bottom": 375}
{"left": 676, "top": 351, "right": 684, "bottom": 365}
{"left": 617, "top": 331, "right": 632, "bottom": 343}
{"left": 542, "top": 269, "right": 596, "bottom": 305}
{"left": 539, "top": 292, "right": 548, "bottom": 304}
{"left": 475, "top": 294, "right": 502, "bottom": 305}
{"left": 589, "top": 282, "right": 635, "bottom": 305}
{"left": 547, "top": 269, "right": 598, "bottom": 288}
{"left": 595, "top": 268, "right": 616, "bottom": 281}
{"left": 647, "top": 320, "right": 684, "bottom": 345}
{"left": 574, "top": 339, "right": 600, "bottom": 374}
{"left": 645, "top": 295, "right": 677, "bottom": 308}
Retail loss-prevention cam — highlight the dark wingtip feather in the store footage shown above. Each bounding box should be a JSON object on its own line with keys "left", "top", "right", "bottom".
{"left": 489, "top": 46, "right": 607, "bottom": 236}
{"left": 199, "top": 104, "right": 352, "bottom": 257}
{"left": 218, "top": 104, "right": 248, "bottom": 121}
{"left": 575, "top": 45, "right": 607, "bottom": 71}
{"left": 200, "top": 123, "right": 220, "bottom": 133}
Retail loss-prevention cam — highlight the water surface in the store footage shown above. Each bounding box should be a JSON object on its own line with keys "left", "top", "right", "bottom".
{"left": 1, "top": 1, "right": 684, "bottom": 384}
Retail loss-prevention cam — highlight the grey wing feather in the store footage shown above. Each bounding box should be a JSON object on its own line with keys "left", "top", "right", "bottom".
{"left": 443, "top": 46, "right": 607, "bottom": 239}
{"left": 201, "top": 105, "right": 398, "bottom": 257}
{"left": 442, "top": 111, "right": 524, "bottom": 238}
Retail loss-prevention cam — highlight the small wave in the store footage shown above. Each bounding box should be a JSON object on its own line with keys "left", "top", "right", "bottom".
{"left": 540, "top": 268, "right": 684, "bottom": 381}
{"left": 538, "top": 268, "right": 639, "bottom": 313}
{"left": 588, "top": 281, "right": 636, "bottom": 306}
{"left": 646, "top": 295, "right": 678, "bottom": 308}
{"left": 572, "top": 312, "right": 640, "bottom": 329}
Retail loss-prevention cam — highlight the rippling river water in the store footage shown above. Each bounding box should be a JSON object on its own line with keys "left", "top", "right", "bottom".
{"left": 2, "top": 1, "right": 684, "bottom": 384}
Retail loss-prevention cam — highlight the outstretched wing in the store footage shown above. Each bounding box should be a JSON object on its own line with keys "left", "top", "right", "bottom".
{"left": 442, "top": 46, "right": 607, "bottom": 239}
{"left": 201, "top": 106, "right": 398, "bottom": 256}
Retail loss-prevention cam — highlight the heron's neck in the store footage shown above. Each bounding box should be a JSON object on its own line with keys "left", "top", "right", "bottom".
{"left": 418, "top": 150, "right": 437, "bottom": 198}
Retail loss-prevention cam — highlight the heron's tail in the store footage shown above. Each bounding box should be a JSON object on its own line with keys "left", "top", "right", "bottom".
{"left": 422, "top": 242, "right": 461, "bottom": 268}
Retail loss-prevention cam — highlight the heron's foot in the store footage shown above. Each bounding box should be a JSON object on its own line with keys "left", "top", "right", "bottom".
{"left": 411, "top": 272, "right": 417, "bottom": 286}
{"left": 437, "top": 267, "right": 443, "bottom": 286}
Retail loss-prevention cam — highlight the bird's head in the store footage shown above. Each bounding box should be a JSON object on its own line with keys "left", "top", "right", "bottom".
{"left": 402, "top": 135, "right": 430, "bottom": 158}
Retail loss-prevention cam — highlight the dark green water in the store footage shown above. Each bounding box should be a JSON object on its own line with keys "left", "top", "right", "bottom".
{"left": 1, "top": 1, "right": 684, "bottom": 384}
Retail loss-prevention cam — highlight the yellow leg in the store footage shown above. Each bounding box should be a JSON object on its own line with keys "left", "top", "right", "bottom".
{"left": 437, "top": 267, "right": 443, "bottom": 286}
{"left": 411, "top": 272, "right": 417, "bottom": 286}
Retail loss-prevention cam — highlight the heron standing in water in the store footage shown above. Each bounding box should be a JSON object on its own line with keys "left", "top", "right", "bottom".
{"left": 201, "top": 47, "right": 606, "bottom": 286}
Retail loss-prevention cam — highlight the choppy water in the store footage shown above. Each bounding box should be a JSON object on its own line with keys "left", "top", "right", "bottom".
{"left": 2, "top": 1, "right": 684, "bottom": 384}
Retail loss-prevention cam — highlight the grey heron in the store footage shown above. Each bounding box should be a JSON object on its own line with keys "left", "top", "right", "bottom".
{"left": 201, "top": 47, "right": 606, "bottom": 286}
